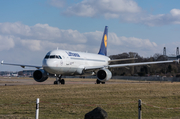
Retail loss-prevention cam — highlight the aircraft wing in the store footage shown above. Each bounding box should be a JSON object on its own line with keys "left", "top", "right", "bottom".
{"left": 84, "top": 60, "right": 179, "bottom": 71}
{"left": 108, "top": 58, "right": 137, "bottom": 63}
{"left": 1, "top": 61, "right": 41, "bottom": 69}
{"left": 108, "top": 60, "right": 178, "bottom": 68}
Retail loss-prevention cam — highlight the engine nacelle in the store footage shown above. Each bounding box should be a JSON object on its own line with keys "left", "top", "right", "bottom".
{"left": 97, "top": 69, "right": 112, "bottom": 82}
{"left": 33, "top": 69, "right": 48, "bottom": 82}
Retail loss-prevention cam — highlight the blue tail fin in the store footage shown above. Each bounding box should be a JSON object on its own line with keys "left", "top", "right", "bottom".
{"left": 98, "top": 26, "right": 108, "bottom": 56}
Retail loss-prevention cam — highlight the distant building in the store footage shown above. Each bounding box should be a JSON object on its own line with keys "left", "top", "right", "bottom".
{"left": 0, "top": 71, "right": 19, "bottom": 77}
{"left": 22, "top": 70, "right": 35, "bottom": 77}
{"left": 12, "top": 73, "right": 18, "bottom": 77}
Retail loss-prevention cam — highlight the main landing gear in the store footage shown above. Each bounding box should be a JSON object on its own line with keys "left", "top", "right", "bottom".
{"left": 96, "top": 79, "right": 105, "bottom": 84}
{"left": 54, "top": 75, "right": 65, "bottom": 85}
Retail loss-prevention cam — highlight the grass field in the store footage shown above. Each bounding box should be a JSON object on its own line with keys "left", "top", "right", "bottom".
{"left": 0, "top": 78, "right": 180, "bottom": 119}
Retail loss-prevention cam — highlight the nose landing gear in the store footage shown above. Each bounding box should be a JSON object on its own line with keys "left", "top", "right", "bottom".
{"left": 96, "top": 79, "right": 105, "bottom": 84}
{"left": 54, "top": 75, "right": 65, "bottom": 85}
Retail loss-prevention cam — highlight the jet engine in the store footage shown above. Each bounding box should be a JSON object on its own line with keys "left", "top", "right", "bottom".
{"left": 96, "top": 69, "right": 112, "bottom": 82}
{"left": 33, "top": 69, "right": 48, "bottom": 82}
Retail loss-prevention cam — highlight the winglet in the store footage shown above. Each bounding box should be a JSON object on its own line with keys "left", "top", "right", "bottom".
{"left": 177, "top": 59, "right": 180, "bottom": 64}
{"left": 98, "top": 26, "right": 108, "bottom": 56}
{"left": 1, "top": 60, "right": 3, "bottom": 64}
{"left": 172, "top": 59, "right": 180, "bottom": 63}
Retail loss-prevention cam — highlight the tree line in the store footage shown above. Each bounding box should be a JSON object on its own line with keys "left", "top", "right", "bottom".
{"left": 109, "top": 52, "right": 180, "bottom": 77}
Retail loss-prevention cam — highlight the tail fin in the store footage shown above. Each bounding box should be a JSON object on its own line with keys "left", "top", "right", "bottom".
{"left": 98, "top": 26, "right": 108, "bottom": 56}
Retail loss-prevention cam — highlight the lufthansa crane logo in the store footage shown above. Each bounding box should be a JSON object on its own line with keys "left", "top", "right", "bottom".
{"left": 104, "top": 34, "right": 107, "bottom": 47}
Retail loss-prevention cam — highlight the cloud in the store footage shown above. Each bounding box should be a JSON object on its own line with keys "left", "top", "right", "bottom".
{"left": 108, "top": 32, "right": 157, "bottom": 48}
{"left": 0, "top": 22, "right": 87, "bottom": 44}
{"left": 48, "top": 0, "right": 66, "bottom": 8}
{"left": 60, "top": 0, "right": 180, "bottom": 26}
{"left": 21, "top": 40, "right": 42, "bottom": 51}
{"left": 62, "top": 0, "right": 141, "bottom": 18}
{"left": 83, "top": 30, "right": 158, "bottom": 55}
{"left": 0, "top": 22, "right": 159, "bottom": 56}
{"left": 107, "top": 33, "right": 158, "bottom": 56}
{"left": 0, "top": 35, "right": 15, "bottom": 51}
{"left": 0, "top": 22, "right": 88, "bottom": 52}
{"left": 129, "top": 9, "right": 180, "bottom": 26}
{"left": 0, "top": 22, "right": 31, "bottom": 36}
{"left": 169, "top": 9, "right": 180, "bottom": 24}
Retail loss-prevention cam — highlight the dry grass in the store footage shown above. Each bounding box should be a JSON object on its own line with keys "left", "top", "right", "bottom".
{"left": 0, "top": 79, "right": 180, "bottom": 119}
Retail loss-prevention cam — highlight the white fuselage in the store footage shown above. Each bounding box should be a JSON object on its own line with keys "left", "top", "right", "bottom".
{"left": 42, "top": 50, "right": 110, "bottom": 75}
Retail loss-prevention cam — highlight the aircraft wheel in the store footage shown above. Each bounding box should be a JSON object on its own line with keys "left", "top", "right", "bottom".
{"left": 54, "top": 81, "right": 59, "bottom": 85}
{"left": 96, "top": 79, "right": 101, "bottom": 84}
{"left": 101, "top": 82, "right": 105, "bottom": 84}
{"left": 61, "top": 79, "right": 65, "bottom": 84}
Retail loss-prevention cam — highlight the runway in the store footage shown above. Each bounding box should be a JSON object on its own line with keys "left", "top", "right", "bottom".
{"left": 0, "top": 77, "right": 93, "bottom": 86}
{"left": 0, "top": 77, "right": 155, "bottom": 86}
{"left": 0, "top": 77, "right": 121, "bottom": 86}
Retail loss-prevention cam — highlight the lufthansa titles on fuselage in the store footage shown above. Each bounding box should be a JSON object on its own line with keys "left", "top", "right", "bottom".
{"left": 66, "top": 51, "right": 80, "bottom": 57}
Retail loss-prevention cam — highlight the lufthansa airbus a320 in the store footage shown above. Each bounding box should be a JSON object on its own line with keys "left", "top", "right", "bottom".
{"left": 1, "top": 26, "right": 179, "bottom": 84}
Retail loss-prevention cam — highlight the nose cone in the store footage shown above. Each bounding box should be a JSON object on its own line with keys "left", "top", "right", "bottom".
{"left": 42, "top": 59, "right": 52, "bottom": 72}
{"left": 43, "top": 59, "right": 58, "bottom": 67}
{"left": 42, "top": 59, "right": 59, "bottom": 74}
{"left": 42, "top": 59, "right": 48, "bottom": 68}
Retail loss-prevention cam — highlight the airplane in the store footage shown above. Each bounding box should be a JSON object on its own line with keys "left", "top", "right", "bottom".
{"left": 1, "top": 26, "right": 179, "bottom": 84}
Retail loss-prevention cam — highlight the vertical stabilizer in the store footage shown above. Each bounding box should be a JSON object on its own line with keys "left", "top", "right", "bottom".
{"left": 98, "top": 26, "right": 108, "bottom": 56}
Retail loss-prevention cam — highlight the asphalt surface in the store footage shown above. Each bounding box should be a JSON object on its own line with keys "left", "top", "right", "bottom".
{"left": 0, "top": 77, "right": 99, "bottom": 86}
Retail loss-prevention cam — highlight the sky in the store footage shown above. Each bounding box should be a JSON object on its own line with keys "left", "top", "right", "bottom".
{"left": 1, "top": 0, "right": 180, "bottom": 71}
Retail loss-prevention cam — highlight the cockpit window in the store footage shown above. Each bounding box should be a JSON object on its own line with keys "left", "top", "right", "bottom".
{"left": 50, "top": 55, "right": 56, "bottom": 58}
{"left": 44, "top": 55, "right": 49, "bottom": 59}
{"left": 44, "top": 55, "right": 62, "bottom": 59}
{"left": 55, "top": 55, "right": 59, "bottom": 59}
